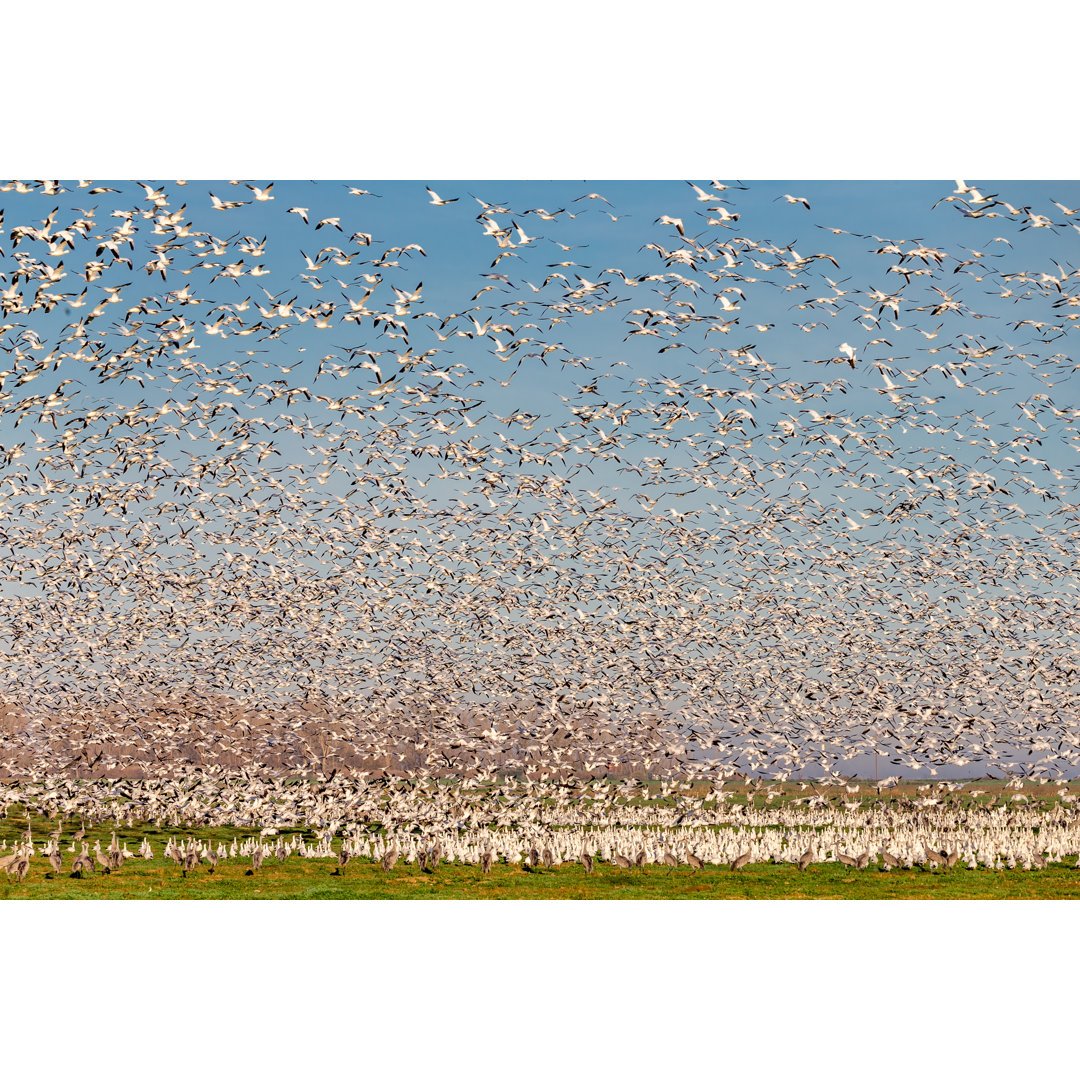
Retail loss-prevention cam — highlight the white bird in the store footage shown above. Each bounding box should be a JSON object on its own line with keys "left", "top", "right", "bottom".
{"left": 425, "top": 187, "right": 458, "bottom": 206}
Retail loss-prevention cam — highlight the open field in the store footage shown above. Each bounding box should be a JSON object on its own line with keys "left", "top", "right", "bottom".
{"left": 5, "top": 849, "right": 1080, "bottom": 900}
{"left": 4, "top": 775, "right": 1080, "bottom": 898}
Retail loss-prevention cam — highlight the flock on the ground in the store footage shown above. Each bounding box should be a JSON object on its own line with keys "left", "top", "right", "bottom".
{"left": 2, "top": 771, "right": 1079, "bottom": 883}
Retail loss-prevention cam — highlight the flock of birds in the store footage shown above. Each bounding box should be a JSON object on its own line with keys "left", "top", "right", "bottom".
{"left": 0, "top": 178, "right": 1078, "bottom": 795}
{"left": 2, "top": 770, "right": 1079, "bottom": 883}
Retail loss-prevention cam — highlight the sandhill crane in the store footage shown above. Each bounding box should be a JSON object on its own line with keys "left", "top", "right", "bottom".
{"left": 380, "top": 847, "right": 398, "bottom": 872}
{"left": 48, "top": 846, "right": 63, "bottom": 877}
{"left": 580, "top": 851, "right": 594, "bottom": 875}
{"left": 613, "top": 852, "right": 632, "bottom": 870}
{"left": 854, "top": 851, "right": 871, "bottom": 870}
{"left": 94, "top": 843, "right": 112, "bottom": 875}
{"left": 797, "top": 847, "right": 814, "bottom": 872}
{"left": 8, "top": 852, "right": 30, "bottom": 882}
{"left": 663, "top": 851, "right": 679, "bottom": 873}
{"left": 480, "top": 849, "right": 493, "bottom": 874}
{"left": 71, "top": 844, "right": 93, "bottom": 878}
{"left": 835, "top": 853, "right": 856, "bottom": 868}
{"left": 880, "top": 850, "right": 900, "bottom": 871}
{"left": 685, "top": 852, "right": 703, "bottom": 871}
{"left": 730, "top": 850, "right": 752, "bottom": 872}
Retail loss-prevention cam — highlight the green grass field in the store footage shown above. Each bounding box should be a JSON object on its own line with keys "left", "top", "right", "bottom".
{"left": 5, "top": 855, "right": 1080, "bottom": 899}
{"left": 4, "top": 779, "right": 1080, "bottom": 899}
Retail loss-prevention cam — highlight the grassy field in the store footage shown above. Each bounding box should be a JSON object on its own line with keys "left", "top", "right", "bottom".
{"left": 2, "top": 805, "right": 1079, "bottom": 902}
{"left": 5, "top": 854, "right": 1080, "bottom": 899}
{"left": 4, "top": 780, "right": 1080, "bottom": 899}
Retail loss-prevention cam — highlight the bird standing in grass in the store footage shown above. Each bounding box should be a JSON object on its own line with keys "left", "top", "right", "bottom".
{"left": 71, "top": 844, "right": 93, "bottom": 878}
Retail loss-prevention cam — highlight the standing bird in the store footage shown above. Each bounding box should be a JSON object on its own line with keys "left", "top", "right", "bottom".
{"left": 685, "top": 852, "right": 704, "bottom": 871}
{"left": 480, "top": 849, "right": 493, "bottom": 874}
{"left": 71, "top": 844, "right": 93, "bottom": 878}
{"left": 380, "top": 847, "right": 399, "bottom": 872}
{"left": 730, "top": 850, "right": 752, "bottom": 872}
{"left": 797, "top": 847, "right": 814, "bottom": 872}
{"left": 8, "top": 852, "right": 30, "bottom": 882}
{"left": 94, "top": 842, "right": 112, "bottom": 875}
{"left": 580, "top": 851, "right": 594, "bottom": 875}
